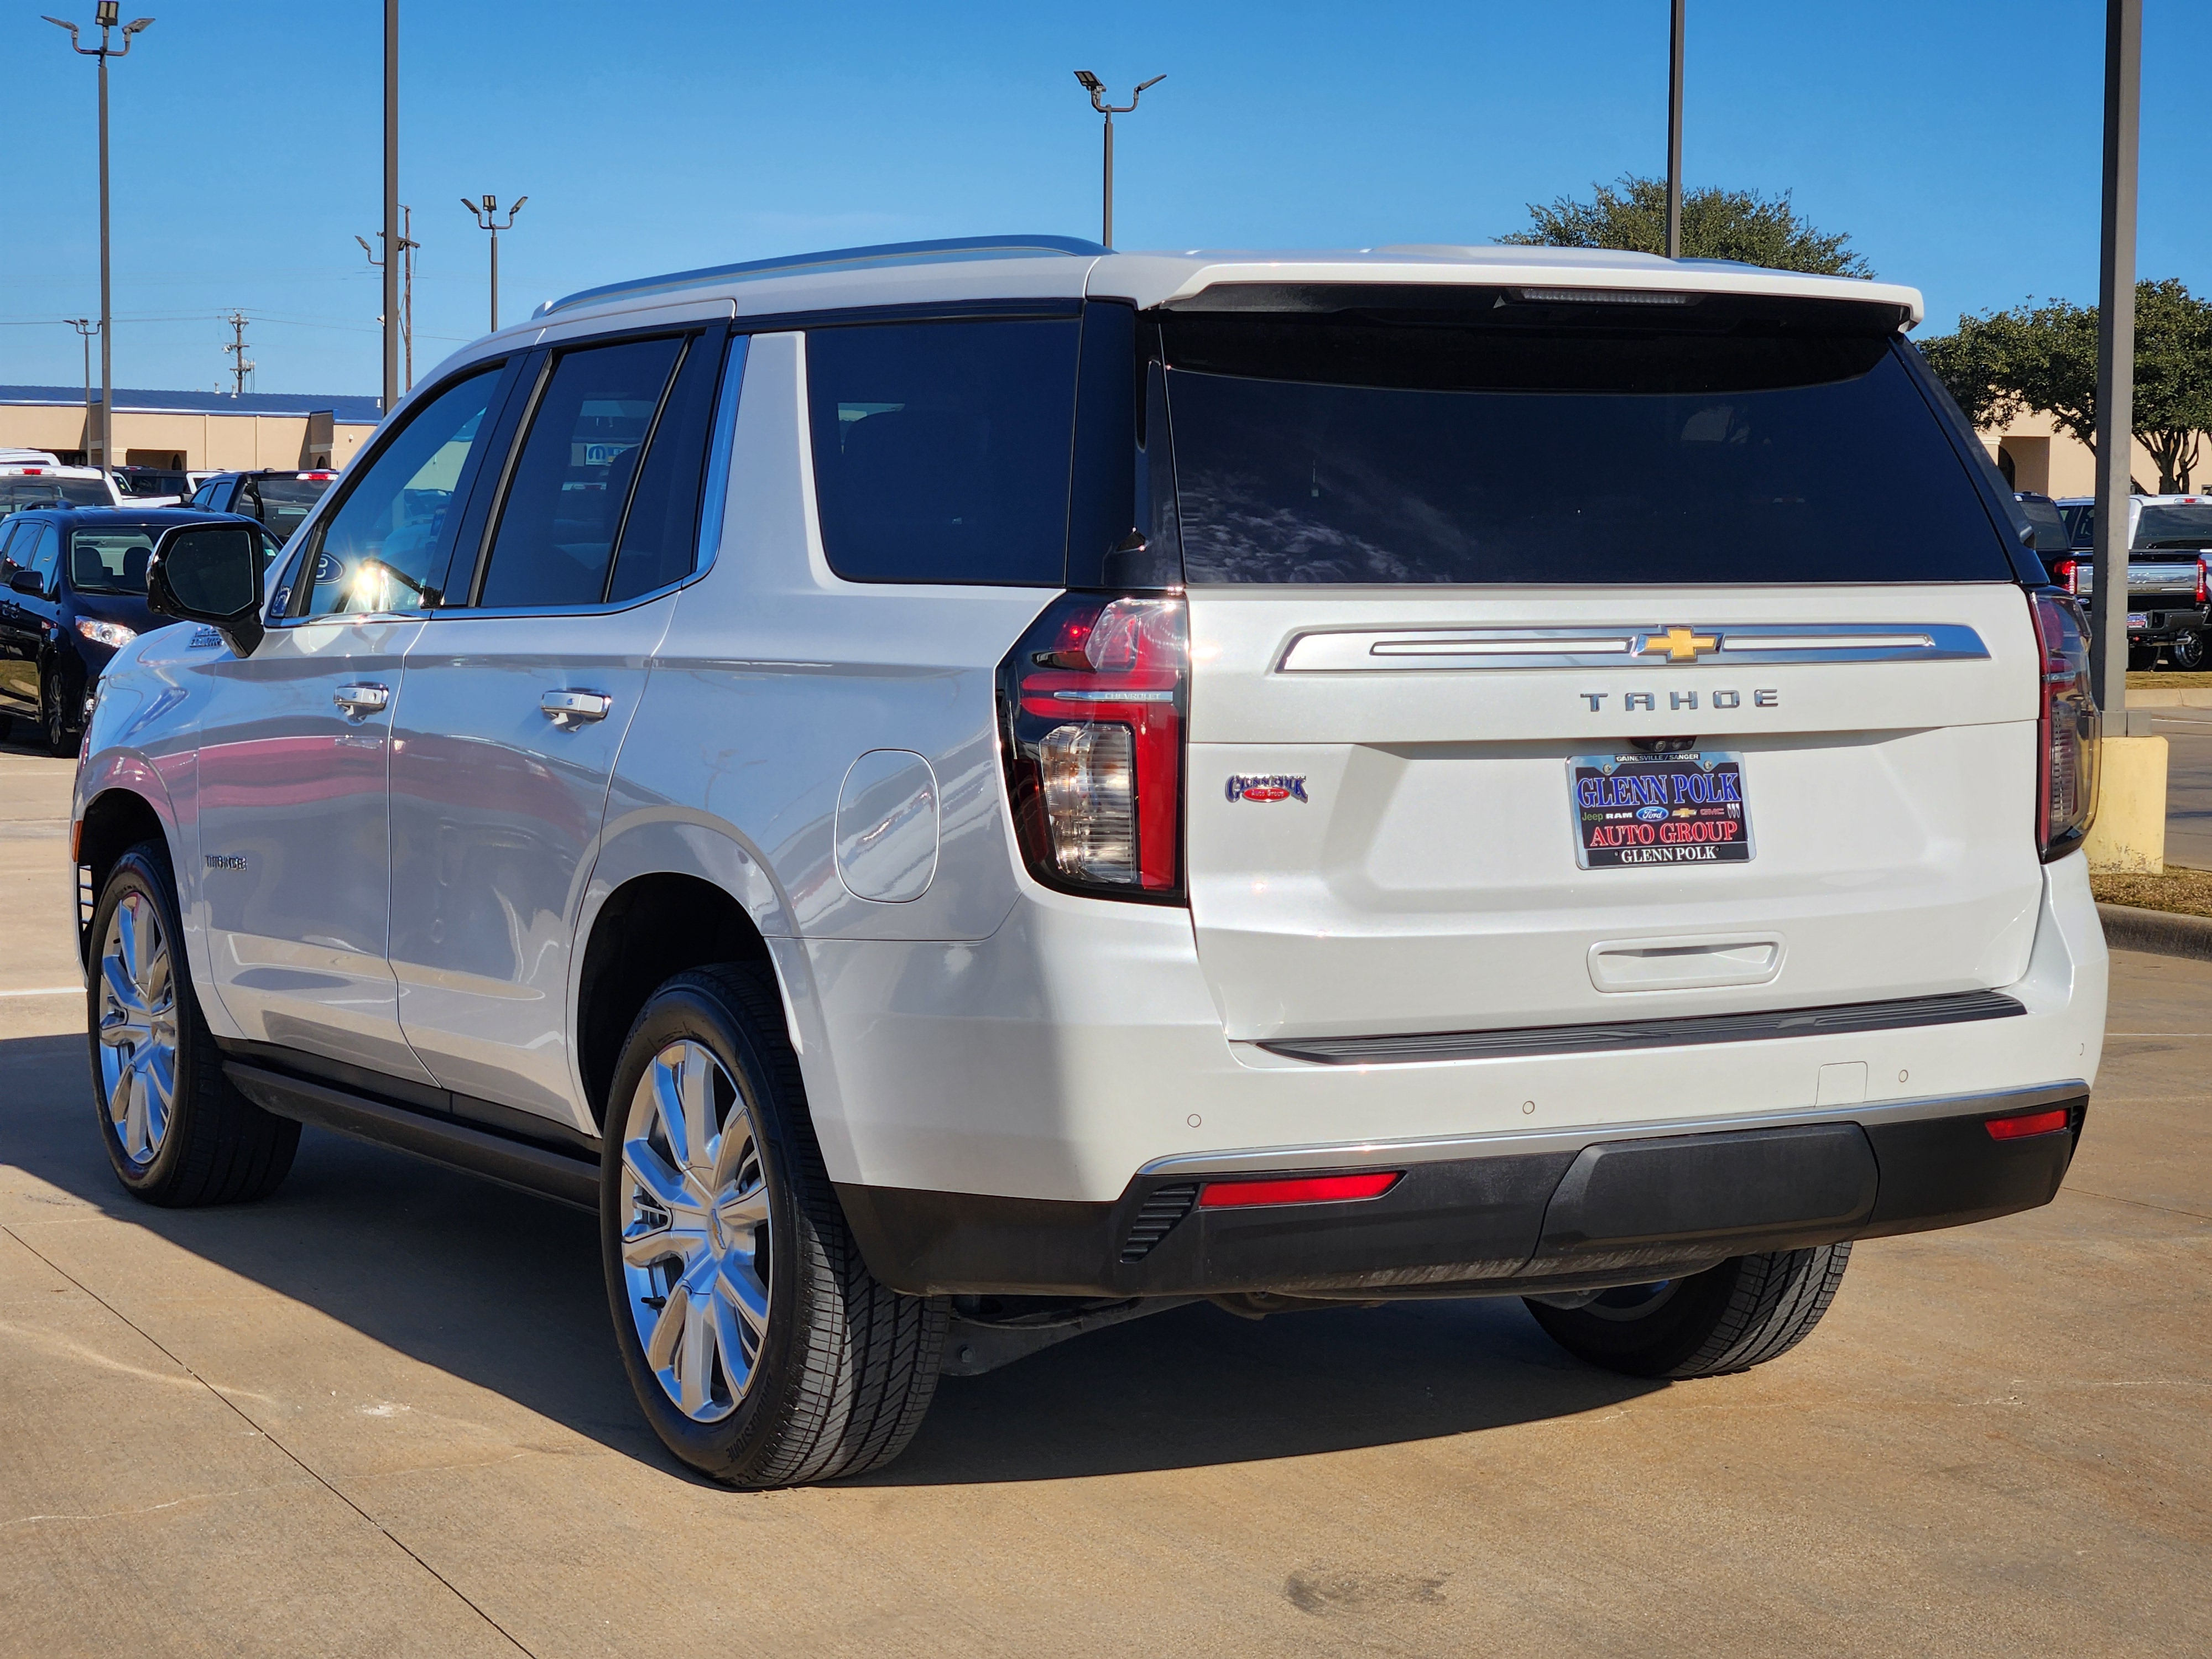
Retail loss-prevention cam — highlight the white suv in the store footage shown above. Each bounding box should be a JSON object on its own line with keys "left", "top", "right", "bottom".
{"left": 72, "top": 237, "right": 2108, "bottom": 1487}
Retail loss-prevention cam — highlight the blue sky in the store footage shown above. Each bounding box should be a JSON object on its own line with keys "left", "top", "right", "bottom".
{"left": 3, "top": 0, "right": 2207, "bottom": 397}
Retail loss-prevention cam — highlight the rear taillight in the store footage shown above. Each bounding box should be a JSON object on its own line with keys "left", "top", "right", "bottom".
{"left": 2053, "top": 557, "right": 2081, "bottom": 596}
{"left": 2198, "top": 556, "right": 2209, "bottom": 607}
{"left": 998, "top": 592, "right": 1187, "bottom": 900}
{"left": 2031, "top": 592, "right": 2099, "bottom": 862}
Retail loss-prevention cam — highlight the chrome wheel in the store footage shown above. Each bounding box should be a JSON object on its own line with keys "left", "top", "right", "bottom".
{"left": 618, "top": 1039, "right": 772, "bottom": 1423}
{"left": 96, "top": 890, "right": 178, "bottom": 1169}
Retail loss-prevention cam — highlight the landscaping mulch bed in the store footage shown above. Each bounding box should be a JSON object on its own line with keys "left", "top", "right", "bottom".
{"left": 2127, "top": 671, "right": 2212, "bottom": 689}
{"left": 2092, "top": 866, "right": 2212, "bottom": 919}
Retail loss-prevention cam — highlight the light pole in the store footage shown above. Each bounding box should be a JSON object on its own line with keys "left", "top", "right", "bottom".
{"left": 1072, "top": 71, "right": 1163, "bottom": 249}
{"left": 2090, "top": 0, "right": 2141, "bottom": 727}
{"left": 357, "top": 205, "right": 420, "bottom": 392}
{"left": 45, "top": 4, "right": 152, "bottom": 476}
{"left": 64, "top": 319, "right": 98, "bottom": 463}
{"left": 383, "top": 0, "right": 399, "bottom": 413}
{"left": 1665, "top": 0, "right": 1685, "bottom": 259}
{"left": 462, "top": 195, "right": 526, "bottom": 333}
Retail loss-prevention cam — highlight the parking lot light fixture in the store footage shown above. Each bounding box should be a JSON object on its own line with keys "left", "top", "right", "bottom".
{"left": 462, "top": 194, "right": 528, "bottom": 332}
{"left": 45, "top": 6, "right": 153, "bottom": 474}
{"left": 1073, "top": 71, "right": 1164, "bottom": 249}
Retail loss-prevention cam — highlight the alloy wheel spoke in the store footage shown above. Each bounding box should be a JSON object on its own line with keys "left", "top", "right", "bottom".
{"left": 711, "top": 1295, "right": 753, "bottom": 1396}
{"left": 123, "top": 1072, "right": 150, "bottom": 1158}
{"left": 622, "top": 1137, "right": 690, "bottom": 1215}
{"left": 99, "top": 955, "right": 144, "bottom": 1025}
{"left": 679, "top": 1288, "right": 714, "bottom": 1415}
{"left": 717, "top": 1180, "right": 769, "bottom": 1235}
{"left": 621, "top": 1219, "right": 705, "bottom": 1269}
{"left": 716, "top": 1255, "right": 770, "bottom": 1340}
{"left": 107, "top": 1050, "right": 135, "bottom": 1129}
{"left": 645, "top": 1284, "right": 688, "bottom": 1371}
{"left": 676, "top": 1046, "right": 716, "bottom": 1177}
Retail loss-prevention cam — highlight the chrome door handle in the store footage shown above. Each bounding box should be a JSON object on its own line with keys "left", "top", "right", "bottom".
{"left": 541, "top": 689, "right": 613, "bottom": 729}
{"left": 332, "top": 683, "right": 391, "bottom": 716}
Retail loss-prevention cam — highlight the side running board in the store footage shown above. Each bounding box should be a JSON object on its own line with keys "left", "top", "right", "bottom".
{"left": 225, "top": 1061, "right": 601, "bottom": 1212}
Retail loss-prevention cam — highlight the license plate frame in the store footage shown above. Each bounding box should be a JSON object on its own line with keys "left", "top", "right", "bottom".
{"left": 1569, "top": 751, "right": 1754, "bottom": 869}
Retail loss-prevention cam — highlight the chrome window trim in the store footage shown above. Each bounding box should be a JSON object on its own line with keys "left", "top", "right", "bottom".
{"left": 1137, "top": 1079, "right": 2088, "bottom": 1179}
{"left": 1276, "top": 620, "right": 1992, "bottom": 674}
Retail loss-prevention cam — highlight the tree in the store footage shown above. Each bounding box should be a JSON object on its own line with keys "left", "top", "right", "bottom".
{"left": 1917, "top": 280, "right": 2212, "bottom": 493}
{"left": 1497, "top": 174, "right": 1872, "bottom": 277}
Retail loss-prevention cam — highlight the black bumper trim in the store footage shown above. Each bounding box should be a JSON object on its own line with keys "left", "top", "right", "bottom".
{"left": 1256, "top": 989, "right": 2026, "bottom": 1067}
{"left": 836, "top": 1092, "right": 2087, "bottom": 1299}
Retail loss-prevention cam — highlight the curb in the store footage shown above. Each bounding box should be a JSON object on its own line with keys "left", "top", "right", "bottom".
{"left": 2096, "top": 901, "right": 2212, "bottom": 962}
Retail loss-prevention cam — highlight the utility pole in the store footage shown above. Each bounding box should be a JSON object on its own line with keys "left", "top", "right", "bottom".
{"left": 462, "top": 195, "right": 526, "bottom": 332}
{"left": 64, "top": 319, "right": 98, "bottom": 463}
{"left": 222, "top": 311, "right": 255, "bottom": 398}
{"left": 2090, "top": 0, "right": 2140, "bottom": 727}
{"left": 1665, "top": 0, "right": 1686, "bottom": 259}
{"left": 383, "top": 0, "right": 399, "bottom": 413}
{"left": 1072, "top": 71, "right": 1164, "bottom": 249}
{"left": 357, "top": 205, "right": 420, "bottom": 393}
{"left": 44, "top": 4, "right": 155, "bottom": 474}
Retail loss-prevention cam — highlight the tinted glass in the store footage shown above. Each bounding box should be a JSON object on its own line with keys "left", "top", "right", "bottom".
{"left": 0, "top": 520, "right": 26, "bottom": 566}
{"left": 29, "top": 524, "right": 62, "bottom": 583}
{"left": 1162, "top": 316, "right": 2013, "bottom": 585}
{"left": 71, "top": 529, "right": 157, "bottom": 593}
{"left": 2136, "top": 504, "right": 2212, "bottom": 551}
{"left": 306, "top": 368, "right": 500, "bottom": 615}
{"left": 2, "top": 477, "right": 111, "bottom": 509}
{"left": 604, "top": 334, "right": 731, "bottom": 604}
{"left": 190, "top": 482, "right": 222, "bottom": 509}
{"left": 478, "top": 337, "right": 683, "bottom": 609}
{"left": 2016, "top": 495, "right": 2071, "bottom": 554}
{"left": 806, "top": 318, "right": 1079, "bottom": 585}
{"left": 2061, "top": 504, "right": 2095, "bottom": 549}
{"left": 247, "top": 476, "right": 329, "bottom": 540}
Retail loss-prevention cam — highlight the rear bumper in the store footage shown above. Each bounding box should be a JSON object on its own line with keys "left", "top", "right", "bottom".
{"left": 837, "top": 1083, "right": 2089, "bottom": 1298}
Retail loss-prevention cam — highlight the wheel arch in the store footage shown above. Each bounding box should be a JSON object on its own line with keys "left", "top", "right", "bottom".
{"left": 77, "top": 776, "right": 177, "bottom": 965}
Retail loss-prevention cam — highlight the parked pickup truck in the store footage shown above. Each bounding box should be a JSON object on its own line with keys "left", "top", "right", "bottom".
{"left": 2051, "top": 494, "right": 2212, "bottom": 670}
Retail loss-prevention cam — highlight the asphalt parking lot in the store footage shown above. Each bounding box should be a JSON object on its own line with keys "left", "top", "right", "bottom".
{"left": 2, "top": 734, "right": 2208, "bottom": 1657}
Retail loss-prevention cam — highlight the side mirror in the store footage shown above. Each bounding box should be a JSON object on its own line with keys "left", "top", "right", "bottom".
{"left": 7, "top": 566, "right": 43, "bottom": 596}
{"left": 146, "top": 522, "right": 266, "bottom": 656}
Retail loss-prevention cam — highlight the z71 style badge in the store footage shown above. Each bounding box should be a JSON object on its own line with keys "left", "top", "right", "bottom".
{"left": 1226, "top": 774, "right": 1308, "bottom": 804}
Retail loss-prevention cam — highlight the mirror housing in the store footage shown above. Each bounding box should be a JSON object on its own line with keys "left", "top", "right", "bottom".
{"left": 146, "top": 522, "right": 266, "bottom": 656}
{"left": 7, "top": 566, "right": 43, "bottom": 597}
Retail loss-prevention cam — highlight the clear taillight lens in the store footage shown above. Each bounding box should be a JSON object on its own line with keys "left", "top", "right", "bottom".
{"left": 2032, "top": 592, "right": 2099, "bottom": 862}
{"left": 998, "top": 593, "right": 1187, "bottom": 899}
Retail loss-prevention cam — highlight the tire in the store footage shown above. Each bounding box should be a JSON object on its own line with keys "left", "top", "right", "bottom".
{"left": 1524, "top": 1244, "right": 1851, "bottom": 1380}
{"left": 40, "top": 668, "right": 74, "bottom": 757}
{"left": 2165, "top": 629, "right": 2207, "bottom": 671}
{"left": 88, "top": 841, "right": 300, "bottom": 1206}
{"left": 600, "top": 965, "right": 946, "bottom": 1488}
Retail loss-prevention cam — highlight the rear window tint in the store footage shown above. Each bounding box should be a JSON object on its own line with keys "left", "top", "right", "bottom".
{"left": 2136, "top": 504, "right": 2212, "bottom": 551}
{"left": 805, "top": 319, "right": 1079, "bottom": 585}
{"left": 1161, "top": 315, "right": 2014, "bottom": 585}
{"left": 2016, "top": 495, "right": 2070, "bottom": 554}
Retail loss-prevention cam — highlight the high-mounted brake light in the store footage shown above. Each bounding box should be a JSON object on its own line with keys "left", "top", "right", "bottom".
{"left": 2031, "top": 592, "right": 2099, "bottom": 862}
{"left": 998, "top": 592, "right": 1188, "bottom": 899}
{"left": 1985, "top": 1108, "right": 2070, "bottom": 1140}
{"left": 1198, "top": 1171, "right": 1403, "bottom": 1208}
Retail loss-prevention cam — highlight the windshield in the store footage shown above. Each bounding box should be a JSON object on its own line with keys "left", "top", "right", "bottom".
{"left": 70, "top": 529, "right": 155, "bottom": 593}
{"left": 1161, "top": 313, "right": 2014, "bottom": 585}
{"left": 2136, "top": 504, "right": 2212, "bottom": 552}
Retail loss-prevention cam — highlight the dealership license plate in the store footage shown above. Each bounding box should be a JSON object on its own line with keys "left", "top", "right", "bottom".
{"left": 2127, "top": 612, "right": 2150, "bottom": 629}
{"left": 1569, "top": 752, "right": 1752, "bottom": 868}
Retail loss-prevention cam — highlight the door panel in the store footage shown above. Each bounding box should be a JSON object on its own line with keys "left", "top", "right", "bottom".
{"left": 387, "top": 603, "right": 672, "bottom": 1122}
{"left": 195, "top": 615, "right": 432, "bottom": 1078}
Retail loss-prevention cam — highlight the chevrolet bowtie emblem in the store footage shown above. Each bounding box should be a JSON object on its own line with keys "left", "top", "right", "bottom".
{"left": 1639, "top": 627, "right": 1720, "bottom": 663}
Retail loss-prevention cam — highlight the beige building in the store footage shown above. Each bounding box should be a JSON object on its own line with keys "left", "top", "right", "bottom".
{"left": 1976, "top": 409, "right": 2208, "bottom": 499}
{"left": 0, "top": 384, "right": 382, "bottom": 473}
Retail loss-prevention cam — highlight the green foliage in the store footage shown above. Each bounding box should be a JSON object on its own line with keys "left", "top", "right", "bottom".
{"left": 1917, "top": 280, "right": 2212, "bottom": 492}
{"left": 1497, "top": 174, "right": 1872, "bottom": 277}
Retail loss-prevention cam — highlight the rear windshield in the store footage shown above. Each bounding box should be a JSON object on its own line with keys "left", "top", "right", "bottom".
{"left": 248, "top": 476, "right": 331, "bottom": 539}
{"left": 2016, "top": 495, "right": 2070, "bottom": 554}
{"left": 1160, "top": 311, "right": 2014, "bottom": 585}
{"left": 2, "top": 477, "right": 112, "bottom": 509}
{"left": 2136, "top": 504, "right": 2212, "bottom": 551}
{"left": 71, "top": 529, "right": 155, "bottom": 593}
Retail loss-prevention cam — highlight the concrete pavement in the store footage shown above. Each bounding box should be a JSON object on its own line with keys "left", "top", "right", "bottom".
{"left": 2, "top": 733, "right": 2208, "bottom": 1656}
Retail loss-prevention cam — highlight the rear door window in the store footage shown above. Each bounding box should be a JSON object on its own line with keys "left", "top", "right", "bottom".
{"left": 805, "top": 317, "right": 1080, "bottom": 585}
{"left": 475, "top": 336, "right": 686, "bottom": 609}
{"left": 1161, "top": 310, "right": 2015, "bottom": 585}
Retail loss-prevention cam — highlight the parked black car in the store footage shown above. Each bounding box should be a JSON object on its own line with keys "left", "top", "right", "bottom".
{"left": 188, "top": 468, "right": 336, "bottom": 542}
{"left": 0, "top": 507, "right": 280, "bottom": 753}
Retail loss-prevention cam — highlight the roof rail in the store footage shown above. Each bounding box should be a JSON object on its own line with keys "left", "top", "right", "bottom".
{"left": 537, "top": 234, "right": 1107, "bottom": 319}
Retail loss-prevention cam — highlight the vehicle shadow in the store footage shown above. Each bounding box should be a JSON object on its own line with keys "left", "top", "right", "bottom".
{"left": 1, "top": 1030, "right": 1660, "bottom": 1485}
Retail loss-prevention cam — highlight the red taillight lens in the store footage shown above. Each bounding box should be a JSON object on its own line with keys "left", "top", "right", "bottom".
{"left": 998, "top": 592, "right": 1187, "bottom": 899}
{"left": 2198, "top": 556, "right": 2209, "bottom": 607}
{"left": 1198, "top": 1171, "right": 1403, "bottom": 1208}
{"left": 1985, "top": 1108, "right": 2070, "bottom": 1140}
{"left": 2053, "top": 557, "right": 2080, "bottom": 596}
{"left": 2031, "top": 592, "right": 2100, "bottom": 862}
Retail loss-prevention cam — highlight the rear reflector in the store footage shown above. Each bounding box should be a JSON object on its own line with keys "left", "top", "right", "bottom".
{"left": 1985, "top": 1108, "right": 2070, "bottom": 1140}
{"left": 1198, "top": 1171, "right": 1402, "bottom": 1209}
